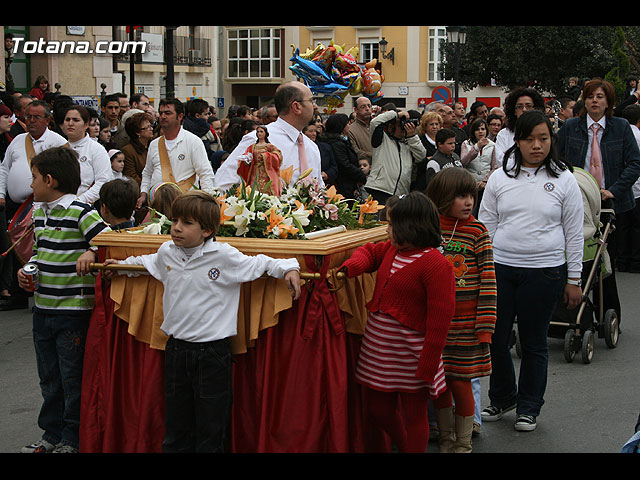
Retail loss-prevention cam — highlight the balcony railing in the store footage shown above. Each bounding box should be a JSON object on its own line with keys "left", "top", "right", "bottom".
{"left": 114, "top": 27, "right": 211, "bottom": 67}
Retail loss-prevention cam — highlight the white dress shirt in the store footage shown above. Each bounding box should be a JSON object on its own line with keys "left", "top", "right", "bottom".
{"left": 119, "top": 238, "right": 300, "bottom": 343}
{"left": 213, "top": 116, "right": 324, "bottom": 191}
{"left": 0, "top": 129, "right": 68, "bottom": 203}
{"left": 493, "top": 128, "right": 515, "bottom": 167}
{"left": 140, "top": 127, "right": 215, "bottom": 195}
{"left": 69, "top": 134, "right": 112, "bottom": 204}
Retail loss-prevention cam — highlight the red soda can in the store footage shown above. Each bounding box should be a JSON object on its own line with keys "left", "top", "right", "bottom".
{"left": 22, "top": 262, "right": 38, "bottom": 292}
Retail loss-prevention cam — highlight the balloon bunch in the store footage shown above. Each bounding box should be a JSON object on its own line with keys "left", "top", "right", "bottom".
{"left": 289, "top": 40, "right": 385, "bottom": 113}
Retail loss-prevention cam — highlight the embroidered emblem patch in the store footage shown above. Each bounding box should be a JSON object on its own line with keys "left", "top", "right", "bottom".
{"left": 208, "top": 267, "right": 220, "bottom": 280}
{"left": 544, "top": 182, "right": 555, "bottom": 192}
{"left": 79, "top": 155, "right": 87, "bottom": 163}
{"left": 178, "top": 154, "right": 185, "bottom": 161}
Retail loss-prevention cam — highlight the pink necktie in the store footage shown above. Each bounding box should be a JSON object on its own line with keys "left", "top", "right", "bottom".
{"left": 297, "top": 133, "right": 309, "bottom": 174}
{"left": 590, "top": 124, "right": 603, "bottom": 188}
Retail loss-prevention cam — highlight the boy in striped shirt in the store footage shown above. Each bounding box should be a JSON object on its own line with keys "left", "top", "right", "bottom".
{"left": 18, "top": 146, "right": 109, "bottom": 453}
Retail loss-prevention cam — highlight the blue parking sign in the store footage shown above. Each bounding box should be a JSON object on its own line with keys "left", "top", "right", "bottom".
{"left": 217, "top": 98, "right": 225, "bottom": 108}
{"left": 432, "top": 86, "right": 451, "bottom": 104}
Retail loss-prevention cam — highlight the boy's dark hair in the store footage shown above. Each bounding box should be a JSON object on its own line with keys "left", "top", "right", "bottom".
{"left": 385, "top": 191, "right": 441, "bottom": 248}
{"left": 427, "top": 167, "right": 478, "bottom": 215}
{"left": 170, "top": 191, "right": 221, "bottom": 239}
{"left": 101, "top": 93, "right": 120, "bottom": 108}
{"left": 188, "top": 98, "right": 210, "bottom": 117}
{"left": 99, "top": 179, "right": 138, "bottom": 220}
{"left": 31, "top": 146, "right": 81, "bottom": 195}
{"left": 435, "top": 128, "right": 456, "bottom": 146}
{"left": 622, "top": 103, "right": 640, "bottom": 126}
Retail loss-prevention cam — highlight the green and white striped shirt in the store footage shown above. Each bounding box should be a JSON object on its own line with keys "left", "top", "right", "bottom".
{"left": 31, "top": 193, "right": 109, "bottom": 314}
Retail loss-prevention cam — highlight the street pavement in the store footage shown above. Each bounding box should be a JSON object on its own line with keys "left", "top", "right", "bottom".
{"left": 1, "top": 272, "right": 639, "bottom": 454}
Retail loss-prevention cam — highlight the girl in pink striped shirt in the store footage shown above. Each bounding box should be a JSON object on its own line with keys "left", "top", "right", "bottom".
{"left": 340, "top": 191, "right": 456, "bottom": 453}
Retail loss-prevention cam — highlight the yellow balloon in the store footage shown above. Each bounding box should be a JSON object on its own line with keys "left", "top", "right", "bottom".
{"left": 350, "top": 76, "right": 364, "bottom": 96}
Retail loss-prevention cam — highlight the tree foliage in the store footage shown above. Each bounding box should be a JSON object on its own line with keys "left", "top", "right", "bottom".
{"left": 604, "top": 27, "right": 630, "bottom": 101}
{"left": 441, "top": 26, "right": 629, "bottom": 97}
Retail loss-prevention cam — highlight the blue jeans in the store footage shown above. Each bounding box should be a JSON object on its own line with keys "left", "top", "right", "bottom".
{"left": 33, "top": 311, "right": 91, "bottom": 449}
{"left": 163, "top": 336, "right": 233, "bottom": 453}
{"left": 489, "top": 263, "right": 566, "bottom": 417}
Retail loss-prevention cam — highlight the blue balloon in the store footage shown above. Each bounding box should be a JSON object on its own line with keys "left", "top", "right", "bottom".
{"left": 289, "top": 49, "right": 349, "bottom": 96}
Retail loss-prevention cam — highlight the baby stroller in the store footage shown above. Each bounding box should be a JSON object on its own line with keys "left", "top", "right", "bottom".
{"left": 549, "top": 168, "right": 619, "bottom": 364}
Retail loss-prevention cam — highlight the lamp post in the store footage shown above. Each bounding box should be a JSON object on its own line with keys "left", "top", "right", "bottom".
{"left": 165, "top": 26, "right": 179, "bottom": 99}
{"left": 446, "top": 26, "right": 467, "bottom": 103}
{"left": 379, "top": 37, "right": 395, "bottom": 65}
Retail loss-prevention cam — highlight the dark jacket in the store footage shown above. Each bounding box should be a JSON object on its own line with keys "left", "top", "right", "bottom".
{"left": 322, "top": 132, "right": 367, "bottom": 199}
{"left": 424, "top": 150, "right": 463, "bottom": 189}
{"left": 556, "top": 115, "right": 640, "bottom": 213}
{"left": 183, "top": 115, "right": 215, "bottom": 164}
{"left": 412, "top": 135, "right": 438, "bottom": 192}
{"left": 316, "top": 140, "right": 338, "bottom": 186}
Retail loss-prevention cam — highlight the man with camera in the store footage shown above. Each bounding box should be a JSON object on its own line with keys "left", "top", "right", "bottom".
{"left": 364, "top": 109, "right": 426, "bottom": 205}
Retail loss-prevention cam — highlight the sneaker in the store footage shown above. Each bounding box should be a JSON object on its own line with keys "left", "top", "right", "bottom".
{"left": 52, "top": 444, "right": 79, "bottom": 453}
{"left": 472, "top": 421, "right": 481, "bottom": 437}
{"left": 514, "top": 414, "right": 537, "bottom": 432}
{"left": 481, "top": 403, "right": 516, "bottom": 422}
{"left": 20, "top": 439, "right": 56, "bottom": 453}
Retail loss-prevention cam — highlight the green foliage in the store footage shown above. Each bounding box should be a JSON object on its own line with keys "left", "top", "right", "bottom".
{"left": 604, "top": 27, "right": 630, "bottom": 102}
{"left": 441, "top": 26, "right": 623, "bottom": 96}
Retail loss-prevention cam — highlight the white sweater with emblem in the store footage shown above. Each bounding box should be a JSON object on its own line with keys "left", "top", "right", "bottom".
{"left": 478, "top": 163, "right": 584, "bottom": 278}
{"left": 117, "top": 238, "right": 299, "bottom": 342}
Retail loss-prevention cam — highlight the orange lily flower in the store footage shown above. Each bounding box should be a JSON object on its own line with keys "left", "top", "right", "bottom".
{"left": 325, "top": 185, "right": 344, "bottom": 203}
{"left": 280, "top": 165, "right": 294, "bottom": 186}
{"left": 357, "top": 196, "right": 384, "bottom": 224}
{"left": 216, "top": 196, "right": 233, "bottom": 224}
{"left": 266, "top": 208, "right": 299, "bottom": 238}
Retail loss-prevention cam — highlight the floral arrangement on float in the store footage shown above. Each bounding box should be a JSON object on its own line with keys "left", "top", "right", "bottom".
{"left": 134, "top": 166, "right": 384, "bottom": 240}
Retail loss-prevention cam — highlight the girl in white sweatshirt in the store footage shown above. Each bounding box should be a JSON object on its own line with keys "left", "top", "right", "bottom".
{"left": 478, "top": 110, "right": 584, "bottom": 433}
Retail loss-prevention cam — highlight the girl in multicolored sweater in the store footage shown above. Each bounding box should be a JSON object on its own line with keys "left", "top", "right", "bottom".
{"left": 339, "top": 191, "right": 455, "bottom": 453}
{"left": 427, "top": 167, "right": 497, "bottom": 453}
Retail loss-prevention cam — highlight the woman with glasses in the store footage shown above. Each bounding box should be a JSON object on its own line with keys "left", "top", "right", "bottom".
{"left": 121, "top": 112, "right": 156, "bottom": 188}
{"left": 494, "top": 88, "right": 545, "bottom": 168}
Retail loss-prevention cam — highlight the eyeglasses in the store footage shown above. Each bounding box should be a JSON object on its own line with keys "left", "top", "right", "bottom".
{"left": 515, "top": 103, "right": 535, "bottom": 111}
{"left": 296, "top": 98, "right": 314, "bottom": 105}
{"left": 25, "top": 114, "right": 46, "bottom": 121}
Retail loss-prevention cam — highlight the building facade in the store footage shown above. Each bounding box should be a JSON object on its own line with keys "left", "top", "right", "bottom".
{"left": 2, "top": 25, "right": 505, "bottom": 117}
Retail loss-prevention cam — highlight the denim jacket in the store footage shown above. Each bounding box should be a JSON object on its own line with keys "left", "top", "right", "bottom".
{"left": 556, "top": 116, "right": 640, "bottom": 213}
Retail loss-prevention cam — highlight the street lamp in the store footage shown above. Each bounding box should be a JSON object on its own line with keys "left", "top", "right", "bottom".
{"left": 379, "top": 37, "right": 395, "bottom": 65}
{"left": 165, "top": 26, "right": 179, "bottom": 99}
{"left": 446, "top": 26, "right": 467, "bottom": 103}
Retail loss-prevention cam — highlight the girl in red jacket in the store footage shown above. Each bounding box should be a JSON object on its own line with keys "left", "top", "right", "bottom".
{"left": 427, "top": 167, "right": 497, "bottom": 453}
{"left": 340, "top": 191, "right": 456, "bottom": 453}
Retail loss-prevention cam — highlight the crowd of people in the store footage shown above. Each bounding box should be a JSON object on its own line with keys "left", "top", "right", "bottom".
{"left": 1, "top": 72, "right": 640, "bottom": 453}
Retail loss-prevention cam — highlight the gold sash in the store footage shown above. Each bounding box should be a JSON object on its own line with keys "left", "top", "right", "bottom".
{"left": 25, "top": 136, "right": 70, "bottom": 167}
{"left": 25, "top": 135, "right": 36, "bottom": 166}
{"left": 158, "top": 136, "right": 196, "bottom": 192}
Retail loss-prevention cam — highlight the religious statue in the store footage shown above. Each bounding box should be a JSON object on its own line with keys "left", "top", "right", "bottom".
{"left": 237, "top": 126, "right": 283, "bottom": 196}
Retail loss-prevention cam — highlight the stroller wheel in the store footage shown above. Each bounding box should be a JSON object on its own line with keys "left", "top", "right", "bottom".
{"left": 603, "top": 309, "right": 619, "bottom": 349}
{"left": 581, "top": 329, "right": 595, "bottom": 364}
{"left": 563, "top": 329, "right": 577, "bottom": 363}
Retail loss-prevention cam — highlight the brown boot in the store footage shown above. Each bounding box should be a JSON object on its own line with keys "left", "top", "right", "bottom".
{"left": 435, "top": 407, "right": 456, "bottom": 453}
{"left": 452, "top": 415, "right": 474, "bottom": 453}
